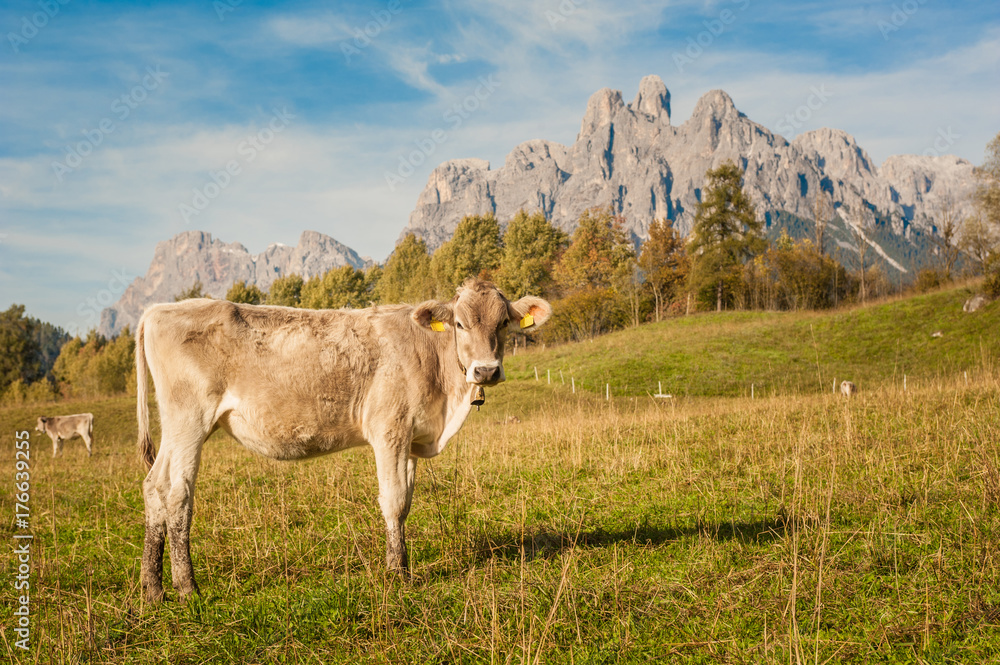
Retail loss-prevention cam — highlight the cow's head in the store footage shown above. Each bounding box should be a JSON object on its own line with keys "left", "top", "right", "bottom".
{"left": 35, "top": 417, "right": 48, "bottom": 433}
{"left": 413, "top": 279, "right": 552, "bottom": 386}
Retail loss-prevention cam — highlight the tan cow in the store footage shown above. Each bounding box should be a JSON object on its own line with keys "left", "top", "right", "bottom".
{"left": 136, "top": 279, "right": 551, "bottom": 602}
{"left": 36, "top": 413, "right": 94, "bottom": 457}
{"left": 840, "top": 380, "right": 857, "bottom": 397}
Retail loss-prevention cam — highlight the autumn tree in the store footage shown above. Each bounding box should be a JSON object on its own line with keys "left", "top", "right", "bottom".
{"left": 430, "top": 213, "right": 503, "bottom": 296}
{"left": 226, "top": 280, "right": 265, "bottom": 305}
{"left": 555, "top": 207, "right": 634, "bottom": 292}
{"left": 494, "top": 210, "right": 568, "bottom": 299}
{"left": 687, "top": 161, "right": 765, "bottom": 311}
{"left": 638, "top": 218, "right": 689, "bottom": 321}
{"left": 975, "top": 130, "right": 1000, "bottom": 232}
{"left": 378, "top": 234, "right": 435, "bottom": 304}
{"left": 300, "top": 266, "right": 370, "bottom": 309}
{"left": 932, "top": 195, "right": 962, "bottom": 279}
{"left": 812, "top": 192, "right": 833, "bottom": 256}
{"left": 266, "top": 274, "right": 304, "bottom": 307}
{"left": 546, "top": 207, "right": 639, "bottom": 340}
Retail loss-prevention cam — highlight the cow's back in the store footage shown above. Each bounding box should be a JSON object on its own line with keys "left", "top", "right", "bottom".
{"left": 141, "top": 299, "right": 427, "bottom": 458}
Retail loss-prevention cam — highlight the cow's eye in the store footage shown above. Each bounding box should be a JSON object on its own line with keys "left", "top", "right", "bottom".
{"left": 455, "top": 321, "right": 465, "bottom": 330}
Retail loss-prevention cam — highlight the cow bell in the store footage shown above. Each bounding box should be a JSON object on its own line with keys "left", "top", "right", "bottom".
{"left": 472, "top": 385, "right": 486, "bottom": 410}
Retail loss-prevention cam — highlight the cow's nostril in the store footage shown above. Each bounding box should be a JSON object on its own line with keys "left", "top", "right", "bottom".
{"left": 474, "top": 365, "right": 501, "bottom": 384}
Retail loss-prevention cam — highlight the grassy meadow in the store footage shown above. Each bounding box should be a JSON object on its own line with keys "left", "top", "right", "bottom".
{"left": 2, "top": 283, "right": 1000, "bottom": 663}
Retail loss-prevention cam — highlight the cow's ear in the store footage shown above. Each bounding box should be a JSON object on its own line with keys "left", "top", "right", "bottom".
{"left": 508, "top": 296, "right": 552, "bottom": 331}
{"left": 413, "top": 300, "right": 455, "bottom": 330}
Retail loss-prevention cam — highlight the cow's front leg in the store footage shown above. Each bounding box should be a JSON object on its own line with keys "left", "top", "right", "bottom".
{"left": 51, "top": 436, "right": 60, "bottom": 457}
{"left": 373, "top": 443, "right": 418, "bottom": 576}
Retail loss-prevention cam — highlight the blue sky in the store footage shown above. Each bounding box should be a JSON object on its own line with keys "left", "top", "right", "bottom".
{"left": 1, "top": 0, "right": 998, "bottom": 333}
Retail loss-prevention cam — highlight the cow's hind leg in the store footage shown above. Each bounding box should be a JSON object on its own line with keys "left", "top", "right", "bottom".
{"left": 83, "top": 432, "right": 93, "bottom": 456}
{"left": 373, "top": 443, "right": 418, "bottom": 576}
{"left": 141, "top": 467, "right": 167, "bottom": 603}
{"left": 143, "top": 420, "right": 209, "bottom": 601}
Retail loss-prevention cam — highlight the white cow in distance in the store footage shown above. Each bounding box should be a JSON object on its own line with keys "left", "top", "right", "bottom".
{"left": 36, "top": 414, "right": 94, "bottom": 457}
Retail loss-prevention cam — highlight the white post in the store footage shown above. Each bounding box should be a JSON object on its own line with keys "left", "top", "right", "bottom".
{"left": 658, "top": 381, "right": 662, "bottom": 395}
{"left": 606, "top": 384, "right": 609, "bottom": 401}
{"left": 833, "top": 378, "right": 836, "bottom": 394}
{"left": 560, "top": 371, "right": 564, "bottom": 385}
{"left": 572, "top": 377, "right": 575, "bottom": 393}
{"left": 534, "top": 367, "right": 538, "bottom": 381}
{"left": 965, "top": 371, "right": 968, "bottom": 386}
{"left": 904, "top": 375, "right": 907, "bottom": 392}
{"left": 547, "top": 369, "right": 551, "bottom": 384}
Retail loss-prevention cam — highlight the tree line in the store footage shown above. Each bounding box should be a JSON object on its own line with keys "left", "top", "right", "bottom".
{"left": 4, "top": 131, "right": 998, "bottom": 406}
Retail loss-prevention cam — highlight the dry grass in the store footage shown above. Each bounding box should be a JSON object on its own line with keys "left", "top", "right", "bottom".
{"left": 2, "top": 365, "right": 1000, "bottom": 663}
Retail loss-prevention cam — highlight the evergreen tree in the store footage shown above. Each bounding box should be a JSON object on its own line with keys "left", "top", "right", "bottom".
{"left": 495, "top": 210, "right": 568, "bottom": 299}
{"left": 0, "top": 304, "right": 41, "bottom": 393}
{"left": 687, "top": 161, "right": 765, "bottom": 311}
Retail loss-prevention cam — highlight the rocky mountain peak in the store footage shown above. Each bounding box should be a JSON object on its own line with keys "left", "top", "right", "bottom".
{"left": 691, "top": 89, "right": 739, "bottom": 121}
{"left": 98, "top": 230, "right": 368, "bottom": 338}
{"left": 630, "top": 74, "right": 671, "bottom": 123}
{"left": 579, "top": 87, "right": 625, "bottom": 137}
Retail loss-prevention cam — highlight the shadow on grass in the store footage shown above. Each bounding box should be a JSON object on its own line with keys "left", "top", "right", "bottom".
{"left": 468, "top": 517, "right": 787, "bottom": 564}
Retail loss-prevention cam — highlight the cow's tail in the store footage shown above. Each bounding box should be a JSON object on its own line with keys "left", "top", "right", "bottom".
{"left": 136, "top": 318, "right": 156, "bottom": 471}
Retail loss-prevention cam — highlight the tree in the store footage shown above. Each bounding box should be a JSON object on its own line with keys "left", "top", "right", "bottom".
{"left": 932, "top": 195, "right": 962, "bottom": 279}
{"left": 687, "top": 161, "right": 765, "bottom": 311}
{"left": 555, "top": 207, "right": 634, "bottom": 293}
{"left": 638, "top": 218, "right": 689, "bottom": 321}
{"left": 300, "top": 266, "right": 369, "bottom": 309}
{"left": 494, "top": 210, "right": 568, "bottom": 299}
{"left": 0, "top": 304, "right": 42, "bottom": 394}
{"left": 974, "top": 130, "right": 1000, "bottom": 231}
{"left": 812, "top": 192, "right": 833, "bottom": 256}
{"left": 174, "top": 280, "right": 209, "bottom": 301}
{"left": 430, "top": 213, "right": 503, "bottom": 296}
{"left": 226, "top": 280, "right": 264, "bottom": 305}
{"left": 851, "top": 221, "right": 871, "bottom": 303}
{"left": 378, "top": 234, "right": 434, "bottom": 304}
{"left": 266, "top": 274, "right": 304, "bottom": 307}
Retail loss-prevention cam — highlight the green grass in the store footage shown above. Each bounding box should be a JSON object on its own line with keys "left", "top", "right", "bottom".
{"left": 507, "top": 282, "right": 997, "bottom": 398}
{"left": 2, "top": 285, "right": 1000, "bottom": 663}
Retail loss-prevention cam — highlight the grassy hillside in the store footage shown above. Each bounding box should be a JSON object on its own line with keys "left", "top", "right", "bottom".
{"left": 2, "top": 285, "right": 999, "bottom": 663}
{"left": 507, "top": 282, "right": 996, "bottom": 398}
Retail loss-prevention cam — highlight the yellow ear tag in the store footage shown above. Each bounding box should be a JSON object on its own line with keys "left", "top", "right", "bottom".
{"left": 430, "top": 320, "right": 445, "bottom": 332}
{"left": 519, "top": 314, "right": 534, "bottom": 329}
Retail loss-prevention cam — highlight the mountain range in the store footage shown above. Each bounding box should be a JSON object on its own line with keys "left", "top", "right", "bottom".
{"left": 98, "top": 230, "right": 368, "bottom": 337}
{"left": 401, "top": 75, "right": 975, "bottom": 269}
{"left": 99, "top": 75, "right": 977, "bottom": 337}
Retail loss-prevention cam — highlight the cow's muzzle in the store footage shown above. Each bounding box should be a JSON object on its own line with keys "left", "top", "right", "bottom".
{"left": 469, "top": 363, "right": 505, "bottom": 386}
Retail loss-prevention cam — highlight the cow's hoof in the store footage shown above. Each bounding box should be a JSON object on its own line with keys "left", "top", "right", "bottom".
{"left": 144, "top": 586, "right": 166, "bottom": 604}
